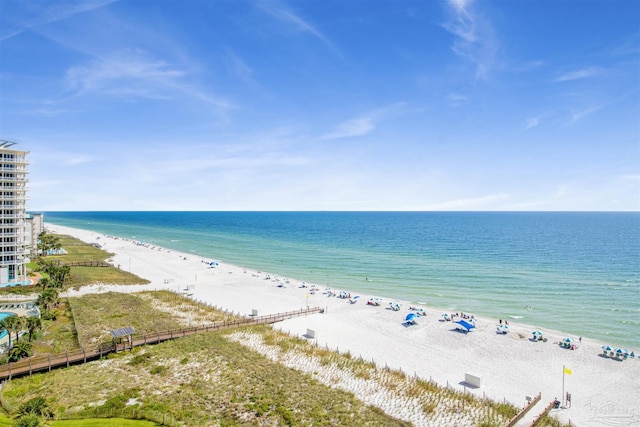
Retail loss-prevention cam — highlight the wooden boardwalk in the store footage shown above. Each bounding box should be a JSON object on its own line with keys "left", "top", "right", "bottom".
{"left": 0, "top": 306, "right": 321, "bottom": 381}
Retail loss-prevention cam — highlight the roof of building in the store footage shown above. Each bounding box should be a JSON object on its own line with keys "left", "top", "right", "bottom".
{"left": 110, "top": 327, "right": 135, "bottom": 338}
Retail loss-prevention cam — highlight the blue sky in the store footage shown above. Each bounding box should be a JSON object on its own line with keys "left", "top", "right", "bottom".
{"left": 1, "top": 0, "right": 638, "bottom": 211}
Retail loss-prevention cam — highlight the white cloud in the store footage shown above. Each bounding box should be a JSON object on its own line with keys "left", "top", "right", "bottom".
{"left": 320, "top": 103, "right": 406, "bottom": 140}
{"left": 443, "top": 0, "right": 499, "bottom": 79}
{"left": 570, "top": 105, "right": 604, "bottom": 122}
{"left": 258, "top": 3, "right": 341, "bottom": 57}
{"left": 525, "top": 116, "right": 541, "bottom": 129}
{"left": 63, "top": 155, "right": 93, "bottom": 166}
{"left": 426, "top": 193, "right": 510, "bottom": 210}
{"left": 63, "top": 50, "right": 229, "bottom": 108}
{"left": 321, "top": 117, "right": 375, "bottom": 139}
{"left": 554, "top": 67, "right": 603, "bottom": 82}
{"left": 0, "top": 0, "right": 116, "bottom": 41}
{"left": 447, "top": 93, "right": 468, "bottom": 107}
{"left": 66, "top": 50, "right": 182, "bottom": 94}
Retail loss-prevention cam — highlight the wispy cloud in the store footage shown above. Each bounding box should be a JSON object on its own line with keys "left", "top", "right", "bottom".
{"left": 554, "top": 66, "right": 603, "bottom": 82}
{"left": 0, "top": 0, "right": 116, "bottom": 41}
{"left": 443, "top": 0, "right": 499, "bottom": 79}
{"left": 224, "top": 49, "right": 258, "bottom": 86}
{"left": 63, "top": 155, "right": 93, "bottom": 166}
{"left": 447, "top": 92, "right": 468, "bottom": 107}
{"left": 321, "top": 118, "right": 375, "bottom": 140}
{"left": 63, "top": 50, "right": 229, "bottom": 108}
{"left": 427, "top": 193, "right": 510, "bottom": 210}
{"left": 320, "top": 103, "right": 406, "bottom": 140}
{"left": 66, "top": 50, "right": 182, "bottom": 94}
{"left": 525, "top": 114, "right": 546, "bottom": 129}
{"left": 570, "top": 105, "right": 604, "bottom": 122}
{"left": 525, "top": 117, "right": 539, "bottom": 129}
{"left": 258, "top": 2, "right": 342, "bottom": 57}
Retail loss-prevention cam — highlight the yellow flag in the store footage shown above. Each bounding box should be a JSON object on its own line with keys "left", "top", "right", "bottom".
{"left": 564, "top": 367, "right": 572, "bottom": 375}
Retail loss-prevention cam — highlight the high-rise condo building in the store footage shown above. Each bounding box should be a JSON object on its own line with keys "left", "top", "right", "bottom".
{"left": 0, "top": 140, "right": 29, "bottom": 286}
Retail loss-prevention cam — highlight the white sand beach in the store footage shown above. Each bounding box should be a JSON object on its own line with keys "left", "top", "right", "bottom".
{"left": 51, "top": 223, "right": 640, "bottom": 426}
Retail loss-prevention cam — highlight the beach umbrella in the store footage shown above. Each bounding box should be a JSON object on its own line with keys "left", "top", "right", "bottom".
{"left": 455, "top": 319, "right": 475, "bottom": 332}
{"left": 602, "top": 345, "right": 613, "bottom": 352}
{"left": 563, "top": 338, "right": 573, "bottom": 344}
{"left": 496, "top": 324, "right": 509, "bottom": 334}
{"left": 442, "top": 313, "right": 449, "bottom": 319}
{"left": 532, "top": 330, "right": 542, "bottom": 338}
{"left": 405, "top": 313, "right": 417, "bottom": 321}
{"left": 630, "top": 352, "right": 635, "bottom": 359}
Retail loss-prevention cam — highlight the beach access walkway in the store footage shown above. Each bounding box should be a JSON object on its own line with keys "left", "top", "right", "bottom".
{"left": 0, "top": 306, "right": 322, "bottom": 381}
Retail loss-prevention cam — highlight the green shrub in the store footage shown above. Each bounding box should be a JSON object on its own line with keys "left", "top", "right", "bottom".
{"left": 149, "top": 365, "right": 167, "bottom": 375}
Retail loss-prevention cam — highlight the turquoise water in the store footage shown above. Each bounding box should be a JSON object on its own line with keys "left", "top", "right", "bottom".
{"left": 44, "top": 211, "right": 640, "bottom": 348}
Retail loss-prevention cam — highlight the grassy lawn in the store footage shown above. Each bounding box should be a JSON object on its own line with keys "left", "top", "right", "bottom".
{"left": 41, "top": 235, "right": 150, "bottom": 288}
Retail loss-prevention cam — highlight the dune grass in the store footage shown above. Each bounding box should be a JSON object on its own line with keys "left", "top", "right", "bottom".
{"left": 41, "top": 234, "right": 149, "bottom": 288}
{"left": 2, "top": 330, "right": 411, "bottom": 426}
{"left": 52, "top": 419, "right": 160, "bottom": 426}
{"left": 69, "top": 291, "right": 236, "bottom": 349}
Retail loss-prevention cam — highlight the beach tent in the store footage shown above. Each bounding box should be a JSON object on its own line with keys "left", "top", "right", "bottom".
{"left": 532, "top": 330, "right": 543, "bottom": 340}
{"left": 455, "top": 319, "right": 475, "bottom": 333}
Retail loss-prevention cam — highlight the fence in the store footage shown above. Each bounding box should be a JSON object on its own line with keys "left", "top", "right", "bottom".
{"left": 528, "top": 399, "right": 557, "bottom": 426}
{"left": 0, "top": 306, "right": 321, "bottom": 381}
{"left": 55, "top": 261, "right": 111, "bottom": 267}
{"left": 58, "top": 407, "right": 179, "bottom": 426}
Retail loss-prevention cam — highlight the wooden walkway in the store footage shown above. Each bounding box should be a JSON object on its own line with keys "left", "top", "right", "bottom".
{"left": 0, "top": 307, "right": 322, "bottom": 381}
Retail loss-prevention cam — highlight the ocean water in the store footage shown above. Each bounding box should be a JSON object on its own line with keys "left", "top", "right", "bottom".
{"left": 43, "top": 211, "right": 640, "bottom": 348}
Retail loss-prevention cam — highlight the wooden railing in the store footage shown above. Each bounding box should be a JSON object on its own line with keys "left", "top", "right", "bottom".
{"left": 528, "top": 399, "right": 557, "bottom": 426}
{"left": 504, "top": 392, "right": 541, "bottom": 427}
{"left": 0, "top": 306, "right": 321, "bottom": 381}
{"left": 55, "top": 260, "right": 111, "bottom": 267}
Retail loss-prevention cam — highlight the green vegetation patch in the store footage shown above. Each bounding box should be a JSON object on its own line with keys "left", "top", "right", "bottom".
{"left": 69, "top": 293, "right": 187, "bottom": 348}
{"left": 52, "top": 419, "right": 160, "bottom": 427}
{"left": 41, "top": 234, "right": 149, "bottom": 288}
{"left": 2, "top": 331, "right": 410, "bottom": 426}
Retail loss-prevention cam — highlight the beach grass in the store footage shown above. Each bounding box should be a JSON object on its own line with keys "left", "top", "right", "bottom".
{"left": 41, "top": 234, "right": 150, "bottom": 288}
{"left": 69, "top": 291, "right": 237, "bottom": 349}
{"left": 52, "top": 419, "right": 160, "bottom": 426}
{"left": 31, "top": 299, "right": 80, "bottom": 354}
{"left": 2, "top": 329, "right": 412, "bottom": 426}
{"left": 225, "top": 327, "right": 528, "bottom": 426}
{"left": 0, "top": 289, "right": 571, "bottom": 426}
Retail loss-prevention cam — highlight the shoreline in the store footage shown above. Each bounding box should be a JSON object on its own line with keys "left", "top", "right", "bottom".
{"left": 48, "top": 223, "right": 640, "bottom": 426}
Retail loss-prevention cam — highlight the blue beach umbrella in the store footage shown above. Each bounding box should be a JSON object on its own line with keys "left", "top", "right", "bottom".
{"left": 602, "top": 345, "right": 613, "bottom": 352}
{"left": 405, "top": 313, "right": 418, "bottom": 321}
{"left": 532, "top": 330, "right": 542, "bottom": 338}
{"left": 405, "top": 313, "right": 419, "bottom": 324}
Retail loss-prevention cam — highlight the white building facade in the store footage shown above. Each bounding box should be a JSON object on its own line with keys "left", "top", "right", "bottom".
{"left": 0, "top": 141, "right": 29, "bottom": 286}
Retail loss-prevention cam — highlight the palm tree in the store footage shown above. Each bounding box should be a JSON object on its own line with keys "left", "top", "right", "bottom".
{"left": 38, "top": 277, "right": 49, "bottom": 290}
{"left": 9, "top": 340, "right": 32, "bottom": 362}
{"left": 37, "top": 288, "right": 59, "bottom": 312}
{"left": 25, "top": 316, "right": 42, "bottom": 342}
{"left": 0, "top": 315, "right": 21, "bottom": 350}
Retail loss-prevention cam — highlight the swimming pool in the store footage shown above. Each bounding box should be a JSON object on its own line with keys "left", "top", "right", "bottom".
{"left": 0, "top": 312, "right": 15, "bottom": 340}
